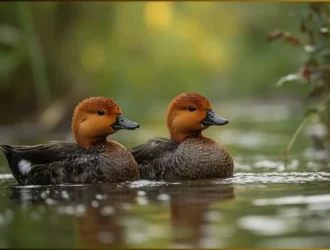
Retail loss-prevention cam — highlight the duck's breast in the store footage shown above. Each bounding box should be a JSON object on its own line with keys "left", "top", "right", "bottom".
{"left": 173, "top": 137, "right": 234, "bottom": 179}
{"left": 100, "top": 142, "right": 140, "bottom": 182}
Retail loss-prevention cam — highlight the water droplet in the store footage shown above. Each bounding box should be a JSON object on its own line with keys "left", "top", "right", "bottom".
{"left": 204, "top": 210, "right": 222, "bottom": 222}
{"left": 45, "top": 198, "right": 55, "bottom": 205}
{"left": 91, "top": 200, "right": 99, "bottom": 208}
{"left": 75, "top": 204, "right": 86, "bottom": 216}
{"left": 96, "top": 194, "right": 106, "bottom": 200}
{"left": 65, "top": 206, "right": 74, "bottom": 215}
{"left": 137, "top": 190, "right": 146, "bottom": 196}
{"left": 157, "top": 193, "right": 170, "bottom": 201}
{"left": 136, "top": 196, "right": 149, "bottom": 206}
{"left": 61, "top": 190, "right": 69, "bottom": 199}
{"left": 40, "top": 191, "right": 47, "bottom": 199}
{"left": 100, "top": 206, "right": 115, "bottom": 216}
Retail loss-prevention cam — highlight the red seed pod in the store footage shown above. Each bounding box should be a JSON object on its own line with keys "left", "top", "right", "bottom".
{"left": 285, "top": 36, "right": 301, "bottom": 46}
{"left": 300, "top": 66, "right": 311, "bottom": 82}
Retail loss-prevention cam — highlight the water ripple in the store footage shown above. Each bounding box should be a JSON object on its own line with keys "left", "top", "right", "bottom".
{"left": 253, "top": 194, "right": 330, "bottom": 206}
{"left": 0, "top": 174, "right": 13, "bottom": 180}
{"left": 215, "top": 172, "right": 330, "bottom": 184}
{"left": 1, "top": 171, "right": 330, "bottom": 186}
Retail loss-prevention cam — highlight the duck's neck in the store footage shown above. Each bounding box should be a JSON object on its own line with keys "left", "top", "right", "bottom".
{"left": 72, "top": 116, "right": 109, "bottom": 148}
{"left": 170, "top": 130, "right": 203, "bottom": 143}
{"left": 76, "top": 136, "right": 108, "bottom": 148}
{"left": 72, "top": 123, "right": 108, "bottom": 148}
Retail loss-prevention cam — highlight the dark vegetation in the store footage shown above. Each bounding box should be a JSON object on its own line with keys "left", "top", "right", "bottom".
{"left": 267, "top": 2, "right": 330, "bottom": 161}
{"left": 0, "top": 2, "right": 328, "bottom": 160}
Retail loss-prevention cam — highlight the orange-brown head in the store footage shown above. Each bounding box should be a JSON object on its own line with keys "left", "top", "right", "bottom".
{"left": 72, "top": 97, "right": 139, "bottom": 148}
{"left": 166, "top": 93, "right": 228, "bottom": 143}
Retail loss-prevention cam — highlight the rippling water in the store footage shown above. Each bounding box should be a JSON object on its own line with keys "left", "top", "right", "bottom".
{"left": 0, "top": 165, "right": 329, "bottom": 248}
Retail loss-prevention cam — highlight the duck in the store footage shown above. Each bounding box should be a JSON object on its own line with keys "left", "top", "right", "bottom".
{"left": 130, "top": 92, "right": 234, "bottom": 181}
{"left": 0, "top": 97, "right": 140, "bottom": 185}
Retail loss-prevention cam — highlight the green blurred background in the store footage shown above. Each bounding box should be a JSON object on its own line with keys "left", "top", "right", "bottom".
{"left": 0, "top": 2, "right": 312, "bottom": 150}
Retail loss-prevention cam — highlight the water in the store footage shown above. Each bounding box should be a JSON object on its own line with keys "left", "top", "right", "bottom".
{"left": 0, "top": 172, "right": 329, "bottom": 248}
{"left": 0, "top": 102, "right": 329, "bottom": 248}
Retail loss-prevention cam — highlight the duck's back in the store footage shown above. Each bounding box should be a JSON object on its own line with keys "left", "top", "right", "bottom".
{"left": 130, "top": 137, "right": 234, "bottom": 181}
{"left": 1, "top": 141, "right": 139, "bottom": 185}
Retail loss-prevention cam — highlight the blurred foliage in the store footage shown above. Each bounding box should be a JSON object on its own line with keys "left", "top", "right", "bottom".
{"left": 0, "top": 2, "right": 308, "bottom": 125}
{"left": 267, "top": 2, "right": 330, "bottom": 159}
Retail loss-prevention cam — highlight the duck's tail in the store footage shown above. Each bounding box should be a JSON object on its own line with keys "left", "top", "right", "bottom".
{"left": 0, "top": 145, "right": 30, "bottom": 184}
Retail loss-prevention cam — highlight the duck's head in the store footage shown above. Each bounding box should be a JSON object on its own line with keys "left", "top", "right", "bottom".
{"left": 166, "top": 92, "right": 228, "bottom": 143}
{"left": 72, "top": 97, "right": 139, "bottom": 148}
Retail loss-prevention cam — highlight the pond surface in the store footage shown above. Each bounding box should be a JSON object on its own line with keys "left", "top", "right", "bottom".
{"left": 0, "top": 101, "right": 329, "bottom": 248}
{"left": 0, "top": 171, "right": 330, "bottom": 248}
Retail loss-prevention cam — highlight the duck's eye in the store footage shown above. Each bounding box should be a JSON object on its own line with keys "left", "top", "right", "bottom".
{"left": 188, "top": 106, "right": 196, "bottom": 112}
{"left": 97, "top": 110, "right": 105, "bottom": 116}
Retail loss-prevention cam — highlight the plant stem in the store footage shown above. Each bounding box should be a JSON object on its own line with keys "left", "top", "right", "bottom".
{"left": 16, "top": 2, "right": 51, "bottom": 109}
{"left": 284, "top": 117, "right": 308, "bottom": 160}
{"left": 281, "top": 92, "right": 330, "bottom": 164}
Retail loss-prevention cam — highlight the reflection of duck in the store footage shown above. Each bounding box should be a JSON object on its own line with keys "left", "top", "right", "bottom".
{"left": 10, "top": 183, "right": 138, "bottom": 248}
{"left": 169, "top": 183, "right": 234, "bottom": 247}
{"left": 140, "top": 180, "right": 235, "bottom": 247}
{"left": 1, "top": 97, "right": 140, "bottom": 185}
{"left": 75, "top": 185, "right": 138, "bottom": 248}
{"left": 10, "top": 179, "right": 234, "bottom": 248}
{"left": 131, "top": 92, "right": 234, "bottom": 181}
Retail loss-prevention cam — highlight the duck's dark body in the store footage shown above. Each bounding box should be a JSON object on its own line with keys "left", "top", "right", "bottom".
{"left": 130, "top": 137, "right": 234, "bottom": 181}
{"left": 0, "top": 141, "right": 139, "bottom": 185}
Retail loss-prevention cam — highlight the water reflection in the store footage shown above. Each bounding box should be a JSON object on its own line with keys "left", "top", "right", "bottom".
{"left": 170, "top": 184, "right": 234, "bottom": 248}
{"left": 139, "top": 181, "right": 234, "bottom": 247}
{"left": 75, "top": 188, "right": 137, "bottom": 248}
{"left": 11, "top": 184, "right": 137, "bottom": 248}
{"left": 10, "top": 180, "right": 234, "bottom": 248}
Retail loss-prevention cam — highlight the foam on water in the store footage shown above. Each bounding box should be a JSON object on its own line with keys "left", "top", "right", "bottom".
{"left": 0, "top": 174, "right": 13, "bottom": 180}
{"left": 1, "top": 171, "right": 330, "bottom": 187}
{"left": 215, "top": 172, "right": 330, "bottom": 184}
{"left": 122, "top": 180, "right": 174, "bottom": 188}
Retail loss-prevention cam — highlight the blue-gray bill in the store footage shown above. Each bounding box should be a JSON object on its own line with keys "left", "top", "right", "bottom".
{"left": 112, "top": 115, "right": 140, "bottom": 130}
{"left": 202, "top": 110, "right": 228, "bottom": 126}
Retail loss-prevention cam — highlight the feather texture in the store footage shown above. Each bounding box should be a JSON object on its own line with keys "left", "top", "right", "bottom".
{"left": 1, "top": 141, "right": 139, "bottom": 185}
